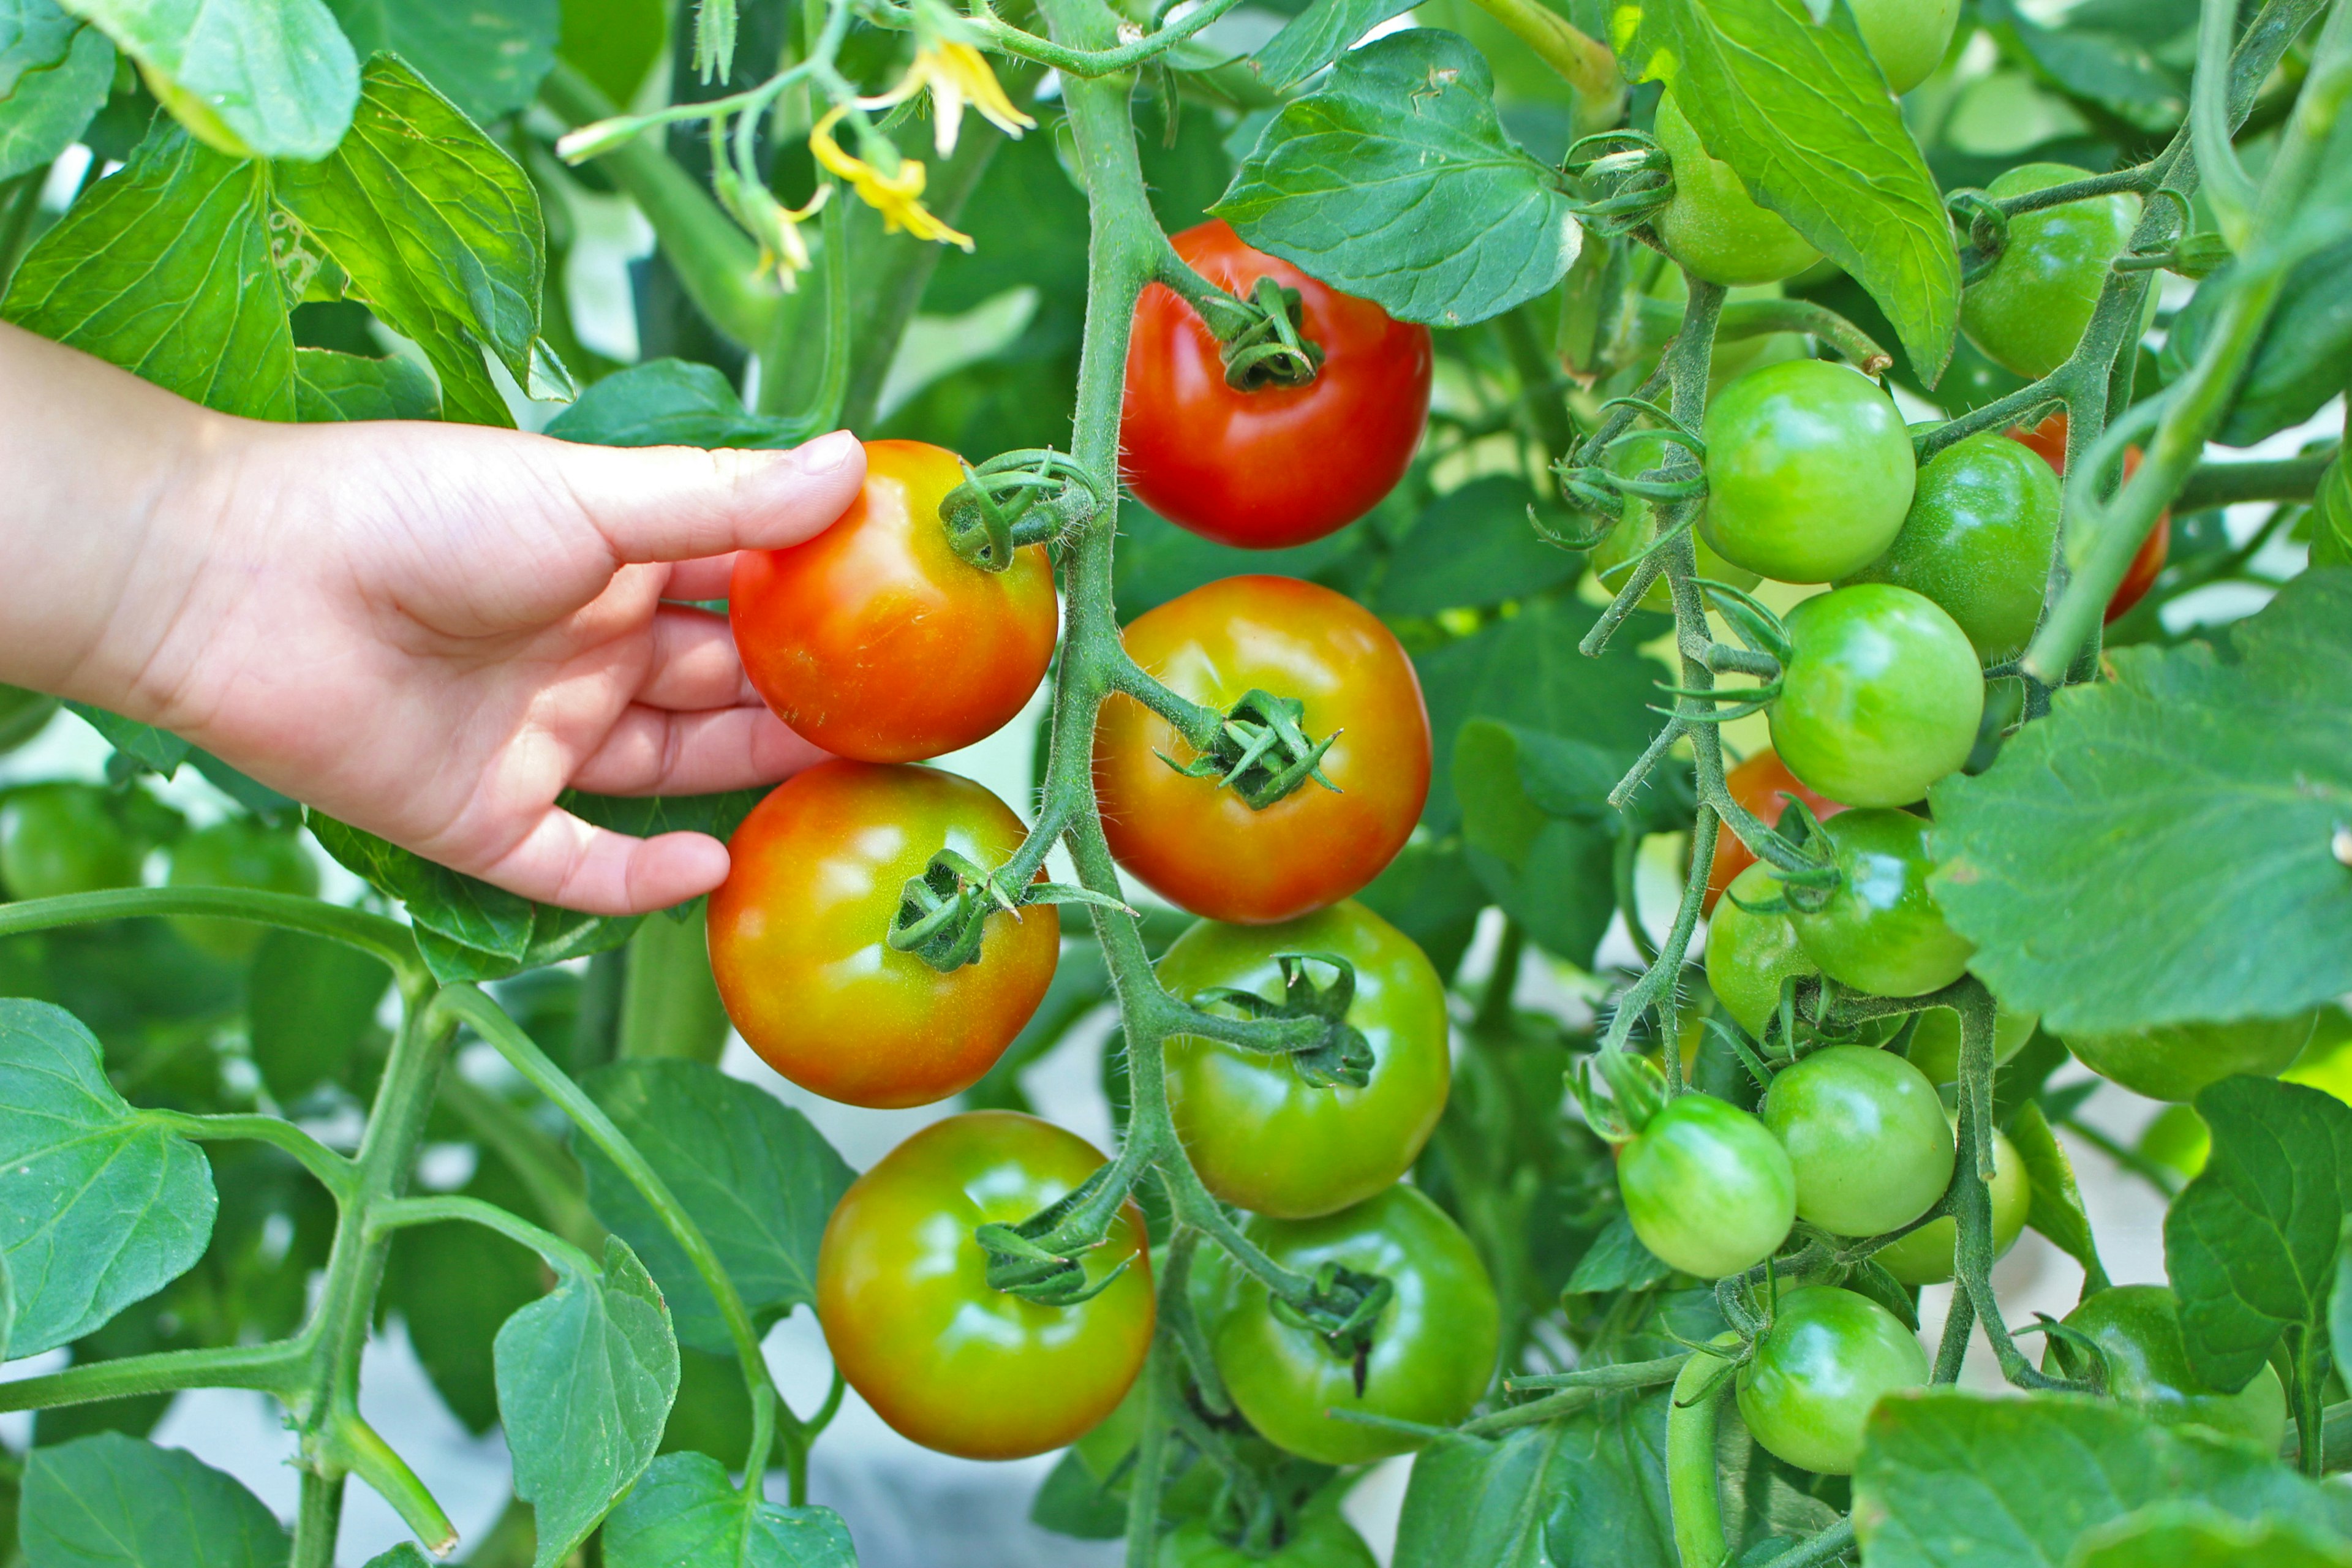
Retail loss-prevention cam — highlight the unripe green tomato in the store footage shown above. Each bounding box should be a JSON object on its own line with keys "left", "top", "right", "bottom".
{"left": 1770, "top": 586, "right": 1985, "bottom": 809}
{"left": 1653, "top": 92, "right": 1822, "bottom": 288}
{"left": 2136, "top": 1104, "right": 2209, "bottom": 1183}
{"left": 1960, "top": 163, "right": 2141, "bottom": 379}
{"left": 1589, "top": 431, "right": 1762, "bottom": 614}
{"left": 1842, "top": 434, "right": 2061, "bottom": 664}
{"left": 0, "top": 685, "right": 56, "bottom": 756}
{"left": 165, "top": 820, "right": 322, "bottom": 960}
{"left": 1736, "top": 1284, "right": 1928, "bottom": 1475}
{"left": 1159, "top": 1512, "right": 1378, "bottom": 1568}
{"left": 1763, "top": 1045, "right": 1954, "bottom": 1237}
{"left": 1618, "top": 1092, "right": 1796, "bottom": 1279}
{"left": 1872, "top": 1122, "right": 2029, "bottom": 1286}
{"left": 2312, "top": 454, "right": 2352, "bottom": 569}
{"left": 1903, "top": 1001, "right": 2039, "bottom": 1085}
{"left": 0, "top": 783, "right": 140, "bottom": 902}
{"left": 1701, "top": 361, "right": 1915, "bottom": 584}
{"left": 2045, "top": 1285, "right": 2288, "bottom": 1451}
{"left": 1848, "top": 0, "right": 1962, "bottom": 94}
{"left": 2064, "top": 1012, "right": 2319, "bottom": 1103}
{"left": 1705, "top": 863, "right": 1819, "bottom": 1041}
{"left": 1788, "top": 808, "right": 1975, "bottom": 998}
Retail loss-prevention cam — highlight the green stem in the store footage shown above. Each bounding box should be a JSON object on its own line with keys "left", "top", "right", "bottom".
{"left": 439, "top": 1072, "right": 601, "bottom": 1248}
{"left": 369, "top": 1194, "right": 600, "bottom": 1275}
{"left": 2194, "top": 0, "right": 2260, "bottom": 249}
{"left": 148, "top": 1110, "right": 356, "bottom": 1199}
{"left": 968, "top": 0, "right": 1251, "bottom": 78}
{"left": 1754, "top": 1518, "right": 1856, "bottom": 1568}
{"left": 1666, "top": 1339, "right": 1739, "bottom": 1568}
{"left": 0, "top": 1341, "right": 307, "bottom": 1413}
{"left": 2174, "top": 449, "right": 2338, "bottom": 509}
{"left": 616, "top": 913, "right": 732, "bottom": 1063}
{"left": 1635, "top": 294, "right": 1891, "bottom": 375}
{"left": 2296, "top": 1326, "right": 2327, "bottom": 1478}
{"left": 0, "top": 886, "right": 420, "bottom": 986}
{"left": 1495, "top": 305, "right": 1577, "bottom": 458}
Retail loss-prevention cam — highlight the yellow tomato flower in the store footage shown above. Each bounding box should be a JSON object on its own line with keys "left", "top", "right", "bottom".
{"left": 810, "top": 107, "right": 974, "bottom": 251}
{"left": 861, "top": 37, "right": 1035, "bottom": 156}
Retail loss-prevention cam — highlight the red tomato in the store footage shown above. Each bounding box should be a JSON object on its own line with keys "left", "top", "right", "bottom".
{"left": 2005, "top": 413, "right": 2169, "bottom": 622}
{"left": 1095, "top": 576, "right": 1431, "bottom": 924}
{"left": 1703, "top": 750, "right": 1845, "bottom": 913}
{"left": 730, "top": 440, "right": 1058, "bottom": 763}
{"left": 707, "top": 761, "right": 1058, "bottom": 1108}
{"left": 1121, "top": 221, "right": 1432, "bottom": 549}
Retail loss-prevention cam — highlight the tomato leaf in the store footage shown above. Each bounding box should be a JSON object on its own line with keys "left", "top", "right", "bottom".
{"left": 0, "top": 0, "right": 114, "bottom": 182}
{"left": 1931, "top": 568, "right": 2352, "bottom": 1035}
{"left": 61, "top": 701, "right": 191, "bottom": 775}
{"left": 2006, "top": 1099, "right": 2110, "bottom": 1293}
{"left": 1853, "top": 1390, "right": 2352, "bottom": 1566}
{"left": 2165, "top": 1077, "right": 2352, "bottom": 1396}
{"left": 21, "top": 1433, "right": 288, "bottom": 1566}
{"left": 1396, "top": 1401, "right": 1666, "bottom": 1568}
{"left": 1214, "top": 28, "right": 1581, "bottom": 328}
{"left": 1374, "top": 477, "right": 1585, "bottom": 619}
{"left": 380, "top": 1160, "right": 547, "bottom": 1436}
{"left": 307, "top": 812, "right": 537, "bottom": 965}
{"left": 1562, "top": 1213, "right": 1671, "bottom": 1295}
{"left": 556, "top": 0, "right": 668, "bottom": 109}
{"left": 58, "top": 0, "right": 357, "bottom": 160}
{"left": 1980, "top": 0, "right": 2188, "bottom": 134}
{"left": 1454, "top": 719, "right": 1621, "bottom": 967}
{"left": 603, "top": 1451, "right": 858, "bottom": 1568}
{"left": 325, "top": 0, "right": 559, "bottom": 124}
{"left": 292, "top": 346, "right": 442, "bottom": 421}
{"left": 247, "top": 930, "right": 391, "bottom": 1099}
{"left": 573, "top": 1060, "right": 857, "bottom": 1357}
{"left": 1357, "top": 835, "right": 1489, "bottom": 984}
{"left": 2072, "top": 1504, "right": 2352, "bottom": 1568}
{"left": 2165, "top": 241, "right": 2352, "bottom": 446}
{"left": 1623, "top": 0, "right": 1960, "bottom": 384}
{"left": 496, "top": 1234, "right": 680, "bottom": 1568}
{"left": 1248, "top": 0, "right": 1417, "bottom": 91}
{"left": 545, "top": 358, "right": 795, "bottom": 449}
{"left": 0, "top": 1000, "right": 216, "bottom": 1357}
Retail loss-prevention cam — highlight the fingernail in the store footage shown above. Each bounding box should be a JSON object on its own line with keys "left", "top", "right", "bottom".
{"left": 797, "top": 430, "right": 861, "bottom": 473}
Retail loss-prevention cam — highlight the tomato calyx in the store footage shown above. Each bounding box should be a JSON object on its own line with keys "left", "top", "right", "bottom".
{"left": 1184, "top": 951, "right": 1378, "bottom": 1089}
{"left": 940, "top": 448, "right": 1104, "bottom": 570}
{"left": 1559, "top": 129, "right": 1674, "bottom": 239}
{"left": 889, "top": 846, "right": 1129, "bottom": 972}
{"left": 1948, "top": 189, "right": 2010, "bottom": 284}
{"left": 1267, "top": 1261, "right": 1396, "bottom": 1395}
{"left": 1158, "top": 688, "right": 1342, "bottom": 811}
{"left": 973, "top": 1157, "right": 1144, "bottom": 1308}
{"left": 1191, "top": 274, "right": 1327, "bottom": 391}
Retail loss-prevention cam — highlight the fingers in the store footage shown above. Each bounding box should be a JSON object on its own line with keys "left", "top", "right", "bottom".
{"left": 540, "top": 428, "right": 866, "bottom": 567}
{"left": 475, "top": 812, "right": 735, "bottom": 915}
{"left": 638, "top": 603, "right": 753, "bottom": 710}
{"left": 663, "top": 554, "right": 742, "bottom": 603}
{"left": 569, "top": 704, "right": 827, "bottom": 797}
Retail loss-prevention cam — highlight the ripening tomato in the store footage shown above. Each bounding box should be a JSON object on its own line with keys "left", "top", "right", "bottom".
{"left": 2006, "top": 413, "right": 2169, "bottom": 621}
{"left": 1787, "top": 808, "right": 1975, "bottom": 998}
{"left": 1762, "top": 1045, "right": 1954, "bottom": 1238}
{"left": 1701, "top": 360, "right": 1916, "bottom": 584}
{"left": 165, "top": 820, "right": 321, "bottom": 960}
{"left": 731, "top": 440, "right": 1057, "bottom": 763}
{"left": 1736, "top": 1285, "right": 1928, "bottom": 1475}
{"left": 1095, "top": 577, "right": 1431, "bottom": 924}
{"left": 1618, "top": 1090, "right": 1796, "bottom": 1279}
{"left": 1769, "top": 585, "right": 1985, "bottom": 810}
{"left": 816, "top": 1112, "right": 1155, "bottom": 1460}
{"left": 2044, "top": 1286, "right": 2288, "bottom": 1451}
{"left": 1122, "top": 221, "right": 1431, "bottom": 549}
{"left": 707, "top": 761, "right": 1058, "bottom": 1108}
{"left": 1705, "top": 749, "right": 1846, "bottom": 913}
{"left": 1843, "top": 433, "right": 2062, "bottom": 664}
{"left": 1653, "top": 92, "right": 1822, "bottom": 288}
{"left": 2064, "top": 1012, "right": 2320, "bottom": 1104}
{"left": 1874, "top": 1120, "right": 2029, "bottom": 1286}
{"left": 1962, "top": 165, "right": 2140, "bottom": 380}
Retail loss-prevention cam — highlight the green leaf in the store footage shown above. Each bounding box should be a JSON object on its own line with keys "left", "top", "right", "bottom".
{"left": 1396, "top": 1390, "right": 1674, "bottom": 1568}
{"left": 1112, "top": 500, "right": 1374, "bottom": 624}
{"left": 326, "top": 0, "right": 559, "bottom": 124}
{"left": 361, "top": 1548, "right": 436, "bottom": 1568}
{"left": 0, "top": 1000, "right": 215, "bottom": 1357}
{"left": 381, "top": 1159, "right": 546, "bottom": 1435}
{"left": 1563, "top": 1212, "right": 1672, "bottom": 1295}
{"left": 307, "top": 812, "right": 537, "bottom": 963}
{"left": 2165, "top": 1076, "right": 2352, "bottom": 1394}
{"left": 574, "top": 1060, "right": 856, "bottom": 1356}
{"left": 1028, "top": 1449, "right": 1129, "bottom": 1541}
{"left": 565, "top": 786, "right": 767, "bottom": 843}
{"left": 556, "top": 0, "right": 666, "bottom": 108}
{"left": 1356, "top": 832, "right": 1489, "bottom": 983}
{"left": 1853, "top": 1389, "right": 2352, "bottom": 1567}
{"left": 292, "top": 345, "right": 440, "bottom": 420}
{"left": 57, "top": 0, "right": 357, "bottom": 160}
{"left": 1931, "top": 570, "right": 2352, "bottom": 1034}
{"left": 1215, "top": 29, "right": 1580, "bottom": 328}
{"left": 2, "top": 124, "right": 295, "bottom": 419}
{"left": 274, "top": 54, "right": 546, "bottom": 427}
{"left": 2166, "top": 241, "right": 2352, "bottom": 447}
{"left": 603, "top": 1452, "right": 858, "bottom": 1568}
{"left": 21, "top": 1432, "right": 288, "bottom": 1567}
{"left": 2008, "top": 1099, "right": 2109, "bottom": 1292}
{"left": 496, "top": 1234, "right": 680, "bottom": 1568}
{"left": 1376, "top": 478, "right": 1584, "bottom": 618}
{"left": 61, "top": 703, "right": 190, "bottom": 775}
{"left": 1248, "top": 0, "right": 1417, "bottom": 91}
{"left": 1626, "top": 0, "right": 1960, "bottom": 383}
{"left": 2068, "top": 1504, "right": 2352, "bottom": 1568}
{"left": 1454, "top": 718, "right": 1618, "bottom": 967}
{"left": 965, "top": 941, "right": 1113, "bottom": 1114}
{"left": 0, "top": 1, "right": 113, "bottom": 182}
{"left": 1981, "top": 0, "right": 2187, "bottom": 134}
{"left": 544, "top": 358, "right": 791, "bottom": 449}
{"left": 247, "top": 930, "right": 390, "bottom": 1098}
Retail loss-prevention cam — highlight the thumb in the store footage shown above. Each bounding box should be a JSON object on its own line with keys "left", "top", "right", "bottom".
{"left": 533, "top": 428, "right": 867, "bottom": 566}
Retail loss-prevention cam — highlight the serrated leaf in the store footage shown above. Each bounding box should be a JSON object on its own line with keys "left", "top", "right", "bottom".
{"left": 0, "top": 1000, "right": 215, "bottom": 1357}
{"left": 603, "top": 1452, "right": 858, "bottom": 1568}
{"left": 496, "top": 1234, "right": 680, "bottom": 1568}
{"left": 1374, "top": 477, "right": 1585, "bottom": 618}
{"left": 1248, "top": 0, "right": 1417, "bottom": 90}
{"left": 1215, "top": 29, "right": 1579, "bottom": 328}
{"left": 21, "top": 1431, "right": 287, "bottom": 1566}
{"left": 1564, "top": 1212, "right": 1672, "bottom": 1294}
{"left": 1627, "top": 0, "right": 1959, "bottom": 383}
{"left": 61, "top": 702, "right": 190, "bottom": 775}
{"left": 292, "top": 345, "right": 440, "bottom": 420}
{"left": 57, "top": 0, "right": 357, "bottom": 160}
{"left": 2165, "top": 1077, "right": 2352, "bottom": 1394}
{"left": 2009, "top": 1099, "right": 2109, "bottom": 1292}
{"left": 574, "top": 1060, "right": 856, "bottom": 1356}
{"left": 565, "top": 786, "right": 767, "bottom": 843}
{"left": 1931, "top": 570, "right": 2352, "bottom": 1034}
{"left": 2068, "top": 1503, "right": 2352, "bottom": 1568}
{"left": 543, "top": 358, "right": 795, "bottom": 450}
{"left": 1395, "top": 1390, "right": 1675, "bottom": 1568}
{"left": 326, "top": 0, "right": 559, "bottom": 124}
{"left": 0, "top": 1, "right": 113, "bottom": 182}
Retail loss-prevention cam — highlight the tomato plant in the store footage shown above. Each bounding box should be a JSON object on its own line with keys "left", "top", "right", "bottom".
{"left": 1699, "top": 359, "right": 1915, "bottom": 584}
{"left": 1962, "top": 165, "right": 2142, "bottom": 379}
{"left": 1873, "top": 1120, "right": 2030, "bottom": 1286}
{"left": 1704, "top": 862, "right": 1819, "bottom": 1040}
{"left": 1787, "top": 807, "right": 1977, "bottom": 998}
{"left": 1769, "top": 584, "right": 1986, "bottom": 809}
{"left": 1653, "top": 92, "right": 1820, "bottom": 288}
{"left": 1735, "top": 1284, "right": 1930, "bottom": 1476}
{"left": 1762, "top": 1044, "right": 1954, "bottom": 1237}
{"left": 1844, "top": 432, "right": 2062, "bottom": 663}
{"left": 2045, "top": 1285, "right": 2290, "bottom": 1450}
{"left": 1704, "top": 748, "right": 1844, "bottom": 911}
{"left": 1617, "top": 1088, "right": 1796, "bottom": 1278}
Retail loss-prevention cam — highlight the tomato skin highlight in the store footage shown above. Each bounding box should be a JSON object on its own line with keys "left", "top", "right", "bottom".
{"left": 1701, "top": 360, "right": 1917, "bottom": 584}
{"left": 706, "top": 761, "right": 1058, "bottom": 1108}
{"left": 1193, "top": 1184, "right": 1498, "bottom": 1464}
{"left": 1763, "top": 1045, "right": 1954, "bottom": 1237}
{"left": 1159, "top": 902, "right": 1451, "bottom": 1219}
{"left": 1618, "top": 1091, "right": 1796, "bottom": 1280}
{"left": 1705, "top": 750, "right": 1845, "bottom": 914}
{"left": 1653, "top": 92, "right": 1821, "bottom": 288}
{"left": 2044, "top": 1285, "right": 2289, "bottom": 1450}
{"left": 731, "top": 440, "right": 1058, "bottom": 763}
{"left": 1962, "top": 164, "right": 2141, "bottom": 380}
{"left": 816, "top": 1111, "right": 1155, "bottom": 1460}
{"left": 1843, "top": 432, "right": 2061, "bottom": 664}
{"left": 1788, "top": 807, "right": 1975, "bottom": 998}
{"left": 2006, "top": 413, "right": 2170, "bottom": 622}
{"left": 2064, "top": 1012, "right": 2319, "bottom": 1103}
{"left": 1874, "top": 1121, "right": 2029, "bottom": 1286}
{"left": 1706, "top": 863, "right": 1820, "bottom": 1041}
{"left": 1122, "top": 220, "right": 1431, "bottom": 549}
{"left": 1770, "top": 584, "right": 1984, "bottom": 810}
{"left": 1096, "top": 576, "right": 1432, "bottom": 924}
{"left": 1736, "top": 1284, "right": 1928, "bottom": 1475}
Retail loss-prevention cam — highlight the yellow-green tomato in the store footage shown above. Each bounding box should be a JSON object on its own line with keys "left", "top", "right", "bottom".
{"left": 1788, "top": 808, "right": 1976, "bottom": 998}
{"left": 1706, "top": 863, "right": 1819, "bottom": 1041}
{"left": 2138, "top": 1104, "right": 2210, "bottom": 1182}
{"left": 1842, "top": 433, "right": 2062, "bottom": 664}
{"left": 1619, "top": 1092, "right": 1796, "bottom": 1279}
{"left": 1736, "top": 1284, "right": 1929, "bottom": 1474}
{"left": 1904, "top": 1001, "right": 2040, "bottom": 1085}
{"left": 1872, "top": 1122, "right": 2029, "bottom": 1286}
{"left": 1960, "top": 163, "right": 2142, "bottom": 379}
{"left": 1849, "top": 0, "right": 1962, "bottom": 94}
{"left": 1769, "top": 585, "right": 1985, "bottom": 810}
{"left": 1701, "top": 361, "right": 1916, "bottom": 584}
{"left": 1159, "top": 901, "right": 1451, "bottom": 1219}
{"left": 1589, "top": 430, "right": 1763, "bottom": 614}
{"left": 2065, "top": 1012, "right": 2320, "bottom": 1103}
{"left": 2045, "top": 1285, "right": 2289, "bottom": 1451}
{"left": 1653, "top": 91, "right": 1822, "bottom": 288}
{"left": 165, "top": 820, "right": 322, "bottom": 960}
{"left": 1763, "top": 1046, "right": 1954, "bottom": 1237}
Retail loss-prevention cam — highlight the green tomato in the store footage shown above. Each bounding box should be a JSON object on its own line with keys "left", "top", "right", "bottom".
{"left": 1701, "top": 360, "right": 1915, "bottom": 584}
{"left": 1763, "top": 1045, "right": 1953, "bottom": 1237}
{"left": 1159, "top": 1511, "right": 1378, "bottom": 1568}
{"left": 1873, "top": 1122, "right": 2029, "bottom": 1286}
{"left": 1903, "top": 1001, "right": 2039, "bottom": 1085}
{"left": 1653, "top": 91, "right": 1822, "bottom": 288}
{"left": 1788, "top": 808, "right": 1975, "bottom": 998}
{"left": 1619, "top": 1092, "right": 1796, "bottom": 1279}
{"left": 2136, "top": 1104, "right": 2210, "bottom": 1183}
{"left": 1770, "top": 586, "right": 1984, "bottom": 809}
{"left": 0, "top": 685, "right": 56, "bottom": 756}
{"left": 0, "top": 783, "right": 141, "bottom": 902}
{"left": 1960, "top": 163, "right": 2142, "bottom": 379}
{"left": 1159, "top": 901, "right": 1452, "bottom": 1219}
{"left": 1842, "top": 434, "right": 2061, "bottom": 663}
{"left": 165, "top": 820, "right": 321, "bottom": 960}
{"left": 1589, "top": 430, "right": 1762, "bottom": 614}
{"left": 1849, "top": 0, "right": 1962, "bottom": 94}
{"left": 2064, "top": 1012, "right": 2319, "bottom": 1103}
{"left": 2045, "top": 1285, "right": 2288, "bottom": 1451}
{"left": 1193, "top": 1184, "right": 1499, "bottom": 1465}
{"left": 1736, "top": 1284, "right": 1929, "bottom": 1475}
{"left": 1706, "top": 862, "right": 1819, "bottom": 1041}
